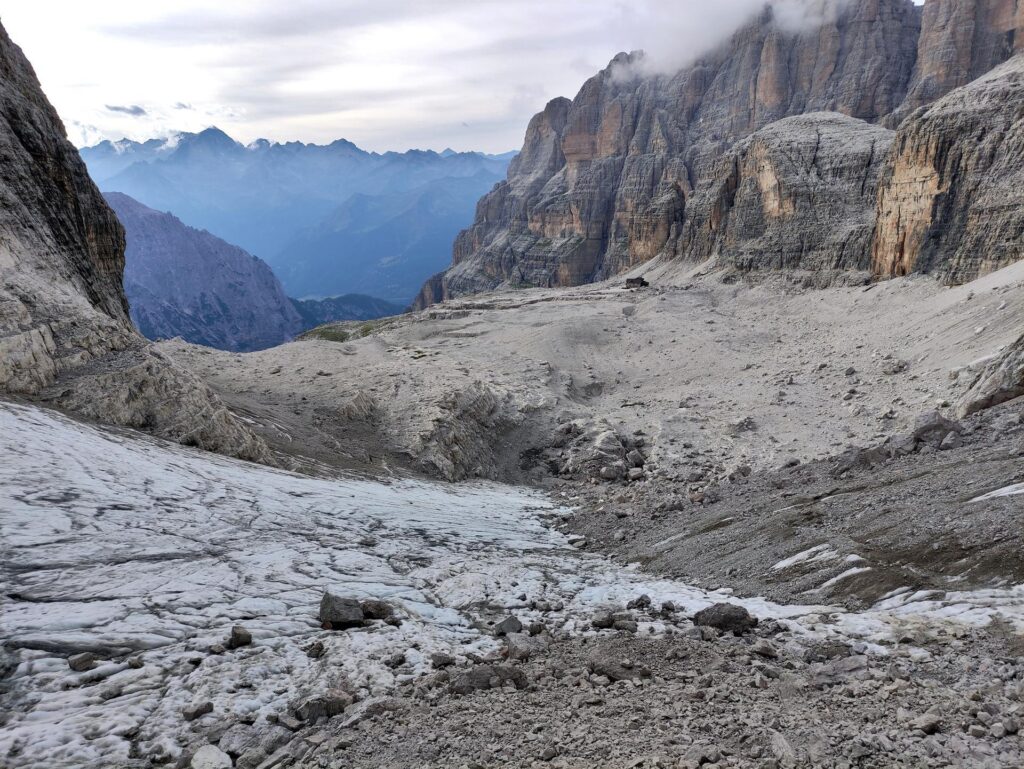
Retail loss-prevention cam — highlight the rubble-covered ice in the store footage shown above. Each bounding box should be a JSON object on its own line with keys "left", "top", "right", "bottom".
{"left": 2, "top": 402, "right": 1023, "bottom": 768}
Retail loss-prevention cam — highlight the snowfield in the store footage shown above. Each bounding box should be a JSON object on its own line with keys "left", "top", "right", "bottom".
{"left": 2, "top": 402, "right": 1023, "bottom": 768}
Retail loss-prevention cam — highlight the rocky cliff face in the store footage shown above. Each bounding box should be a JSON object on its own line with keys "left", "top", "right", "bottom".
{"left": 872, "top": 54, "right": 1024, "bottom": 282}
{"left": 680, "top": 112, "right": 893, "bottom": 279}
{"left": 106, "top": 192, "right": 303, "bottom": 352}
{"left": 0, "top": 23, "right": 134, "bottom": 392}
{"left": 0, "top": 22, "right": 270, "bottom": 463}
{"left": 417, "top": 0, "right": 1024, "bottom": 308}
{"left": 895, "top": 0, "right": 1024, "bottom": 120}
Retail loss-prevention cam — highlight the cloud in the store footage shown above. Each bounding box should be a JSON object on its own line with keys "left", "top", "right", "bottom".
{"left": 4, "top": 0, "right": 878, "bottom": 153}
{"left": 105, "top": 104, "right": 147, "bottom": 117}
{"left": 610, "top": 0, "right": 859, "bottom": 81}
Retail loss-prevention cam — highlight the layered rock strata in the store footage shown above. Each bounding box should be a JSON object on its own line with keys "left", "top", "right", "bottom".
{"left": 417, "top": 0, "right": 1024, "bottom": 308}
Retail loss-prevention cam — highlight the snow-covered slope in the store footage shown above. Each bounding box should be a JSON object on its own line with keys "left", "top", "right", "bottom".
{"left": 2, "top": 402, "right": 1023, "bottom": 768}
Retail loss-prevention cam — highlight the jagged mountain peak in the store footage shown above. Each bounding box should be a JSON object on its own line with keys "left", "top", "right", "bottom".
{"left": 415, "top": 0, "right": 1024, "bottom": 308}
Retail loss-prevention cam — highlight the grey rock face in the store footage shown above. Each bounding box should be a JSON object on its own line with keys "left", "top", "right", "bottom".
{"left": 872, "top": 54, "right": 1024, "bottom": 284}
{"left": 106, "top": 192, "right": 303, "bottom": 352}
{"left": 0, "top": 23, "right": 133, "bottom": 393}
{"left": 417, "top": 0, "right": 1024, "bottom": 307}
{"left": 681, "top": 113, "right": 893, "bottom": 279}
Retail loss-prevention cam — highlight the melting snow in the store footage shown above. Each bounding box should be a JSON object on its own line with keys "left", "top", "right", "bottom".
{"left": 1, "top": 402, "right": 1023, "bottom": 768}
{"left": 970, "top": 482, "right": 1024, "bottom": 502}
{"left": 771, "top": 544, "right": 839, "bottom": 571}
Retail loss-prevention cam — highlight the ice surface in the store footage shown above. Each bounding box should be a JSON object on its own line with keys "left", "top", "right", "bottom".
{"left": 2, "top": 402, "right": 1023, "bottom": 768}
{"left": 970, "top": 482, "right": 1024, "bottom": 501}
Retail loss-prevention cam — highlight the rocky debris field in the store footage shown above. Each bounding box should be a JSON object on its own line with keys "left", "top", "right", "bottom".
{"left": 289, "top": 627, "right": 1024, "bottom": 769}
{"left": 562, "top": 400, "right": 1024, "bottom": 608}
{"left": 4, "top": 401, "right": 1024, "bottom": 769}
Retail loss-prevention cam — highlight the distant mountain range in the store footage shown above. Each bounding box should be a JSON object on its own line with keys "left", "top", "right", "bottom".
{"left": 81, "top": 129, "right": 513, "bottom": 304}
{"left": 107, "top": 192, "right": 403, "bottom": 352}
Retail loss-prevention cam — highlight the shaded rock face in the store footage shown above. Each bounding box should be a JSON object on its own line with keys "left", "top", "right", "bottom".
{"left": 895, "top": 0, "right": 1024, "bottom": 120}
{"left": 106, "top": 192, "right": 303, "bottom": 352}
{"left": 681, "top": 112, "right": 893, "bottom": 278}
{"left": 290, "top": 294, "right": 403, "bottom": 330}
{"left": 0, "top": 23, "right": 133, "bottom": 392}
{"left": 417, "top": 0, "right": 1024, "bottom": 308}
{"left": 0, "top": 21, "right": 270, "bottom": 463}
{"left": 872, "top": 54, "right": 1024, "bottom": 283}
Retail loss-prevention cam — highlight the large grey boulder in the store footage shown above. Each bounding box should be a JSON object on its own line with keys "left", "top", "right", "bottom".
{"left": 957, "top": 335, "right": 1024, "bottom": 417}
{"left": 693, "top": 603, "right": 759, "bottom": 635}
{"left": 190, "top": 745, "right": 231, "bottom": 769}
{"left": 319, "top": 592, "right": 364, "bottom": 629}
{"left": 449, "top": 664, "right": 528, "bottom": 695}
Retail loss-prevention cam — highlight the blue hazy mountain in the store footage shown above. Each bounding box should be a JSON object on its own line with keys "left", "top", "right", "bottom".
{"left": 81, "top": 129, "right": 513, "bottom": 304}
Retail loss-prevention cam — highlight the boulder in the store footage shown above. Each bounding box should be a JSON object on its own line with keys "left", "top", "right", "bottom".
{"left": 183, "top": 701, "right": 214, "bottom": 721}
{"left": 190, "top": 745, "right": 232, "bottom": 769}
{"left": 911, "top": 410, "right": 962, "bottom": 448}
{"left": 493, "top": 615, "right": 523, "bottom": 636}
{"left": 957, "top": 334, "right": 1024, "bottom": 417}
{"left": 693, "top": 603, "right": 758, "bottom": 635}
{"left": 319, "top": 591, "right": 364, "bottom": 630}
{"left": 227, "top": 625, "right": 252, "bottom": 649}
{"left": 505, "top": 632, "right": 549, "bottom": 662}
{"left": 359, "top": 599, "right": 394, "bottom": 621}
{"left": 294, "top": 689, "right": 353, "bottom": 722}
{"left": 67, "top": 652, "right": 96, "bottom": 672}
{"left": 449, "top": 664, "right": 528, "bottom": 695}
{"left": 587, "top": 650, "right": 652, "bottom": 682}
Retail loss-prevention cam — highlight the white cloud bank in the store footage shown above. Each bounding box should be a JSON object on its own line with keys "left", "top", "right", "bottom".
{"left": 1, "top": 0, "right": 916, "bottom": 153}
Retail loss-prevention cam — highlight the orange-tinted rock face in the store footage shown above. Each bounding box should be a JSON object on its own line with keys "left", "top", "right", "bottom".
{"left": 872, "top": 54, "right": 1024, "bottom": 284}
{"left": 870, "top": 148, "right": 944, "bottom": 277}
{"left": 416, "top": 0, "right": 1024, "bottom": 309}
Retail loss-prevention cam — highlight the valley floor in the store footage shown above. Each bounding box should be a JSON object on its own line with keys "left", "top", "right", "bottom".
{"left": 4, "top": 263, "right": 1024, "bottom": 768}
{"left": 1, "top": 403, "right": 1023, "bottom": 768}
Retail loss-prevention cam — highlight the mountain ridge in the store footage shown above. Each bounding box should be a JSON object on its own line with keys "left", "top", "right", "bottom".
{"left": 80, "top": 128, "right": 514, "bottom": 302}
{"left": 415, "top": 0, "right": 1024, "bottom": 308}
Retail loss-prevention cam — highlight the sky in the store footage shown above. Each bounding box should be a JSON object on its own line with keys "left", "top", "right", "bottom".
{"left": 1, "top": 1, "right": 924, "bottom": 154}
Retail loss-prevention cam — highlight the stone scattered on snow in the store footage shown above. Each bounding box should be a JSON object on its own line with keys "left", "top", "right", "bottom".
{"left": 190, "top": 745, "right": 232, "bottom": 769}
{"left": 67, "top": 652, "right": 96, "bottom": 672}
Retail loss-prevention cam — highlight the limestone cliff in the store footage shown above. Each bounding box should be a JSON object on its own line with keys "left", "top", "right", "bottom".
{"left": 417, "top": 0, "right": 1024, "bottom": 308}
{"left": 0, "top": 22, "right": 270, "bottom": 463}
{"left": 872, "top": 54, "right": 1024, "bottom": 282}
{"left": 0, "top": 23, "right": 133, "bottom": 391}
{"left": 681, "top": 112, "right": 893, "bottom": 279}
{"left": 894, "top": 0, "right": 1024, "bottom": 120}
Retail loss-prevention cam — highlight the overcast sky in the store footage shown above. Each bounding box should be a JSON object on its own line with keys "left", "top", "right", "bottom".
{"left": 1, "top": 1, "right": 923, "bottom": 153}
